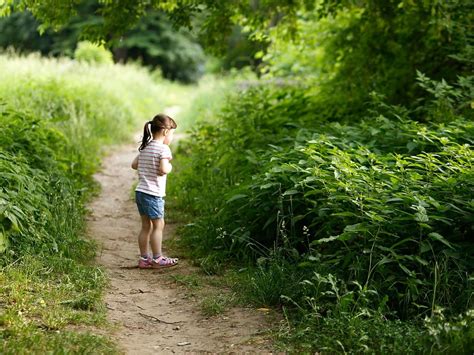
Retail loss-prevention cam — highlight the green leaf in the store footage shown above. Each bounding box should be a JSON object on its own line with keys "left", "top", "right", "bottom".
{"left": 312, "top": 235, "right": 340, "bottom": 244}
{"left": 420, "top": 241, "right": 432, "bottom": 254}
{"left": 226, "top": 194, "right": 247, "bottom": 203}
{"left": 343, "top": 223, "right": 367, "bottom": 233}
{"left": 428, "top": 232, "right": 454, "bottom": 249}
{"left": 0, "top": 231, "right": 7, "bottom": 253}
{"left": 283, "top": 189, "right": 299, "bottom": 196}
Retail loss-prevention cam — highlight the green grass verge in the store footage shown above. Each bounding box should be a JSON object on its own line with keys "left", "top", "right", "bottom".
{"left": 0, "top": 256, "right": 115, "bottom": 354}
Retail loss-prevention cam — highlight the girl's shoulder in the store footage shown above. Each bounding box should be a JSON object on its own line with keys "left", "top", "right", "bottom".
{"left": 141, "top": 142, "right": 169, "bottom": 154}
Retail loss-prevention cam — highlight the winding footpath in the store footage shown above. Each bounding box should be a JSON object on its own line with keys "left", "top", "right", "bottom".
{"left": 87, "top": 133, "right": 274, "bottom": 354}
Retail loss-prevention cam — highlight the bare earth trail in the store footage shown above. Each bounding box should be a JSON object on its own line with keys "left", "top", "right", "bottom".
{"left": 87, "top": 134, "right": 275, "bottom": 354}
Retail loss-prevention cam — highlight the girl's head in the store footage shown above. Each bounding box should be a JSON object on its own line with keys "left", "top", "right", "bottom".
{"left": 139, "top": 113, "right": 177, "bottom": 151}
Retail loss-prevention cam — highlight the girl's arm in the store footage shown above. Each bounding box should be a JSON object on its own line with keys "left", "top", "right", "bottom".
{"left": 131, "top": 154, "right": 139, "bottom": 170}
{"left": 159, "top": 158, "right": 172, "bottom": 175}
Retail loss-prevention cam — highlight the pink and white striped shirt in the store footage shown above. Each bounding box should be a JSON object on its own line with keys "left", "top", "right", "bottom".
{"left": 135, "top": 141, "right": 172, "bottom": 197}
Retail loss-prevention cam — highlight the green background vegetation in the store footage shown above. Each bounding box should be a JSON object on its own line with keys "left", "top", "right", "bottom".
{"left": 1, "top": 0, "right": 473, "bottom": 353}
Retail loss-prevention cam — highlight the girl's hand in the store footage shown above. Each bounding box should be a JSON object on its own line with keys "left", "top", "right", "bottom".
{"left": 159, "top": 159, "right": 172, "bottom": 175}
{"left": 131, "top": 154, "right": 139, "bottom": 170}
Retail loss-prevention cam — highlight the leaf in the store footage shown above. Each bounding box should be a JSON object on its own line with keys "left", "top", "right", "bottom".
{"left": 420, "top": 241, "right": 431, "bottom": 254}
{"left": 386, "top": 197, "right": 403, "bottom": 203}
{"left": 343, "top": 223, "right": 367, "bottom": 233}
{"left": 406, "top": 141, "right": 418, "bottom": 152}
{"left": 312, "top": 235, "right": 340, "bottom": 244}
{"left": 283, "top": 189, "right": 299, "bottom": 196}
{"left": 428, "top": 232, "right": 454, "bottom": 249}
{"left": 399, "top": 263, "right": 415, "bottom": 277}
{"left": 0, "top": 231, "right": 7, "bottom": 253}
{"left": 331, "top": 212, "right": 357, "bottom": 217}
{"left": 226, "top": 194, "right": 247, "bottom": 203}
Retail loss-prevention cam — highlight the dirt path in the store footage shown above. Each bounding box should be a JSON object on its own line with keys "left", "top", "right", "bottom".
{"left": 87, "top": 135, "right": 275, "bottom": 354}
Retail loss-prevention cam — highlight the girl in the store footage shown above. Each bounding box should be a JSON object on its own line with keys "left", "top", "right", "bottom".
{"left": 131, "top": 113, "right": 178, "bottom": 268}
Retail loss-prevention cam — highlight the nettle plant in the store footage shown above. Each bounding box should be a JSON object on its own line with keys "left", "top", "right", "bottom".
{"left": 227, "top": 119, "right": 473, "bottom": 317}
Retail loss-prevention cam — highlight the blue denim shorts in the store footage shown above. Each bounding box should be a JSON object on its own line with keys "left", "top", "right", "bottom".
{"left": 135, "top": 191, "right": 165, "bottom": 220}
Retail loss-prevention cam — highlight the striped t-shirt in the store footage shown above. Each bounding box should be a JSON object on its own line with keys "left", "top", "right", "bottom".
{"left": 135, "top": 140, "right": 172, "bottom": 197}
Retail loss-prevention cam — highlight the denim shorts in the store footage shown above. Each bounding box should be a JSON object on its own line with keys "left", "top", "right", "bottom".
{"left": 135, "top": 191, "right": 165, "bottom": 220}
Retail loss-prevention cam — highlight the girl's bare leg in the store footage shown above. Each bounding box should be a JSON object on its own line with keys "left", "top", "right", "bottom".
{"left": 150, "top": 218, "right": 165, "bottom": 256}
{"left": 138, "top": 215, "right": 152, "bottom": 256}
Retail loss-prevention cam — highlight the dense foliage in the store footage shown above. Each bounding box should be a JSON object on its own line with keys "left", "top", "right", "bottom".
{"left": 114, "top": 10, "right": 205, "bottom": 83}
{"left": 173, "top": 80, "right": 473, "bottom": 354}
{"left": 169, "top": 1, "right": 473, "bottom": 352}
{"left": 0, "top": 0, "right": 314, "bottom": 50}
{"left": 263, "top": 1, "right": 473, "bottom": 120}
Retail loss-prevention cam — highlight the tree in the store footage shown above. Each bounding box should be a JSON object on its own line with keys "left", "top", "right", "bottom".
{"left": 114, "top": 11, "right": 205, "bottom": 82}
{"left": 0, "top": 0, "right": 313, "bottom": 52}
{"left": 0, "top": 2, "right": 207, "bottom": 82}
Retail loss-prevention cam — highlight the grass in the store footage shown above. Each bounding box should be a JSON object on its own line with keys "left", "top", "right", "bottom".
{"left": 0, "top": 255, "right": 115, "bottom": 353}
{"left": 165, "top": 245, "right": 244, "bottom": 318}
{"left": 200, "top": 293, "right": 237, "bottom": 317}
{"left": 168, "top": 71, "right": 473, "bottom": 352}
{"left": 168, "top": 268, "right": 239, "bottom": 317}
{"left": 169, "top": 274, "right": 202, "bottom": 290}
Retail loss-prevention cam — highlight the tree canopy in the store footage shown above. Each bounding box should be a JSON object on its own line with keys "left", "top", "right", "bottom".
{"left": 1, "top": 0, "right": 317, "bottom": 49}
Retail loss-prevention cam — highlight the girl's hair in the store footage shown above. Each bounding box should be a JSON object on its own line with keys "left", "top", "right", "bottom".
{"left": 138, "top": 113, "right": 177, "bottom": 151}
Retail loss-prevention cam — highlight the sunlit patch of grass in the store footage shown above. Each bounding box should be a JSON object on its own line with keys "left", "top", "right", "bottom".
{"left": 0, "top": 255, "right": 115, "bottom": 353}
{"left": 173, "top": 72, "right": 254, "bottom": 131}
{"left": 1, "top": 329, "right": 116, "bottom": 355}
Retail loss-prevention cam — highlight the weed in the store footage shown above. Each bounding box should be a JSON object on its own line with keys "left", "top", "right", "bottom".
{"left": 170, "top": 274, "right": 202, "bottom": 290}
{"left": 200, "top": 293, "right": 236, "bottom": 317}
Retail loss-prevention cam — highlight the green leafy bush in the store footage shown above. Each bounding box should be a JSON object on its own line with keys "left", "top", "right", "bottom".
{"left": 424, "top": 308, "right": 474, "bottom": 353}
{"left": 262, "top": 1, "right": 473, "bottom": 121}
{"left": 172, "top": 72, "right": 473, "bottom": 352}
{"left": 0, "top": 106, "right": 92, "bottom": 255}
{"left": 74, "top": 41, "right": 113, "bottom": 64}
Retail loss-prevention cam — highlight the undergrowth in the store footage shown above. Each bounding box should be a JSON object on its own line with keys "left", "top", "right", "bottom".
{"left": 170, "top": 71, "right": 473, "bottom": 353}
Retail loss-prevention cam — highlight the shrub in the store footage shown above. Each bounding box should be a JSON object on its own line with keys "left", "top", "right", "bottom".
{"left": 74, "top": 41, "right": 113, "bottom": 64}
{"left": 172, "top": 72, "right": 473, "bottom": 353}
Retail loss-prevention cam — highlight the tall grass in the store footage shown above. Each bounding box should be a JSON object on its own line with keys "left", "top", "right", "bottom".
{"left": 0, "top": 52, "right": 176, "bottom": 151}
{"left": 0, "top": 53, "right": 183, "bottom": 352}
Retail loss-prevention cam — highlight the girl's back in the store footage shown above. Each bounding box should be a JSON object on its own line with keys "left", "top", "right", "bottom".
{"left": 136, "top": 140, "right": 172, "bottom": 197}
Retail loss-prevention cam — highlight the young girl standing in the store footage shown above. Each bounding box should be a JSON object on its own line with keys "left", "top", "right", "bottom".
{"left": 131, "top": 113, "right": 178, "bottom": 268}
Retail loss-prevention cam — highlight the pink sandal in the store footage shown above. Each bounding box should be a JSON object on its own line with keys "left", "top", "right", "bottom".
{"left": 151, "top": 255, "right": 178, "bottom": 268}
{"left": 138, "top": 256, "right": 152, "bottom": 269}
